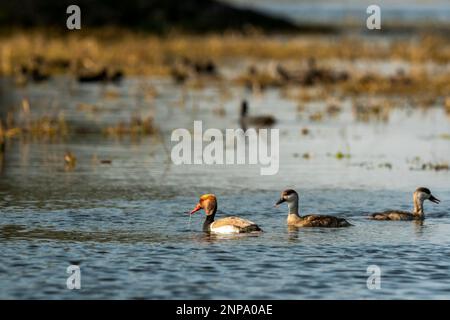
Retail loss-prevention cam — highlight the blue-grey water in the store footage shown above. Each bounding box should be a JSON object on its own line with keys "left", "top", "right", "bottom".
{"left": 225, "top": 0, "right": 450, "bottom": 25}
{"left": 1, "top": 68, "right": 450, "bottom": 299}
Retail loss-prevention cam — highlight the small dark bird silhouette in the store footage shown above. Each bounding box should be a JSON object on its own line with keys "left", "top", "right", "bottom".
{"left": 239, "top": 100, "right": 276, "bottom": 130}
{"left": 77, "top": 68, "right": 108, "bottom": 82}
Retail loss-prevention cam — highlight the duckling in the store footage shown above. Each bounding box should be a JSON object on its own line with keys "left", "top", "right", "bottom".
{"left": 190, "top": 194, "right": 262, "bottom": 234}
{"left": 239, "top": 100, "right": 276, "bottom": 130}
{"left": 275, "top": 189, "right": 351, "bottom": 228}
{"left": 369, "top": 187, "right": 440, "bottom": 221}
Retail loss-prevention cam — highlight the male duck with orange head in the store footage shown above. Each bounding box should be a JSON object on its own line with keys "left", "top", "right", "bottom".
{"left": 190, "top": 194, "right": 262, "bottom": 234}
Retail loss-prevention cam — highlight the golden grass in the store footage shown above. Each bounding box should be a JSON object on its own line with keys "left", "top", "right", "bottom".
{"left": 103, "top": 116, "right": 157, "bottom": 136}
{"left": 1, "top": 114, "right": 69, "bottom": 139}
{"left": 1, "top": 29, "right": 450, "bottom": 77}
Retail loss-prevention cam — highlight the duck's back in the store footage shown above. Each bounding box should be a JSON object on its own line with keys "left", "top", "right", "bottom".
{"left": 240, "top": 116, "right": 276, "bottom": 129}
{"left": 369, "top": 211, "right": 416, "bottom": 221}
{"left": 210, "top": 217, "right": 262, "bottom": 233}
{"left": 291, "top": 214, "right": 351, "bottom": 228}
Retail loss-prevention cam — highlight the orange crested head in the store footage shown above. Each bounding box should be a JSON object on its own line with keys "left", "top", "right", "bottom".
{"left": 189, "top": 194, "right": 217, "bottom": 215}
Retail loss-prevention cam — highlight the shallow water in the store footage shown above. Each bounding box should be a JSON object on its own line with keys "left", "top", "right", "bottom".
{"left": 0, "top": 74, "right": 449, "bottom": 299}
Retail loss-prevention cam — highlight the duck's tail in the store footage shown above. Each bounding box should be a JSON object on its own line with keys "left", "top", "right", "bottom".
{"left": 241, "top": 224, "right": 263, "bottom": 233}
{"left": 339, "top": 218, "right": 353, "bottom": 227}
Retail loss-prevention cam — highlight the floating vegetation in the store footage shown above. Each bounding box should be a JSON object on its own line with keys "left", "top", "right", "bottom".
{"left": 0, "top": 31, "right": 449, "bottom": 77}
{"left": 77, "top": 103, "right": 102, "bottom": 113}
{"left": 408, "top": 156, "right": 450, "bottom": 171}
{"left": 103, "top": 116, "right": 157, "bottom": 136}
{"left": 169, "top": 57, "right": 219, "bottom": 85}
{"left": 212, "top": 105, "right": 226, "bottom": 117}
{"left": 236, "top": 65, "right": 283, "bottom": 90}
{"left": 23, "top": 115, "right": 69, "bottom": 138}
{"left": 0, "top": 98, "right": 69, "bottom": 139}
{"left": 378, "top": 162, "right": 393, "bottom": 169}
{"left": 1, "top": 31, "right": 450, "bottom": 101}
{"left": 293, "top": 152, "right": 311, "bottom": 159}
{"left": 334, "top": 152, "right": 351, "bottom": 160}
{"left": 326, "top": 103, "right": 342, "bottom": 117}
{"left": 352, "top": 100, "right": 391, "bottom": 123}
{"left": 103, "top": 89, "right": 121, "bottom": 100}
{"left": 236, "top": 59, "right": 349, "bottom": 91}
{"left": 353, "top": 162, "right": 392, "bottom": 170}
{"left": 301, "top": 128, "right": 309, "bottom": 136}
{"left": 420, "top": 163, "right": 450, "bottom": 171}
{"left": 1, "top": 115, "right": 69, "bottom": 140}
{"left": 64, "top": 151, "right": 76, "bottom": 164}
{"left": 13, "top": 55, "right": 52, "bottom": 86}
{"left": 309, "top": 111, "right": 324, "bottom": 122}
{"left": 280, "top": 58, "right": 349, "bottom": 86}
{"left": 64, "top": 151, "right": 77, "bottom": 170}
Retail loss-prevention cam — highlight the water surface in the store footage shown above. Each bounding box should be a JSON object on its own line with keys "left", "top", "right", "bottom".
{"left": 0, "top": 73, "right": 449, "bottom": 299}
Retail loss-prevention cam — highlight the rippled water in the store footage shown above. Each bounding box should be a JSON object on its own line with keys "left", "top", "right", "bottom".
{"left": 0, "top": 74, "right": 449, "bottom": 299}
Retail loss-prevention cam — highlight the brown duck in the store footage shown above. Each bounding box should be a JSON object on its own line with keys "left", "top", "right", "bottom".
{"left": 275, "top": 189, "right": 351, "bottom": 228}
{"left": 239, "top": 100, "right": 276, "bottom": 130}
{"left": 369, "top": 187, "right": 440, "bottom": 221}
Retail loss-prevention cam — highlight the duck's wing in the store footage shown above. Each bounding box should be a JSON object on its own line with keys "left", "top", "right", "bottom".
{"left": 369, "top": 211, "right": 413, "bottom": 221}
{"left": 300, "top": 215, "right": 351, "bottom": 227}
{"left": 211, "top": 217, "right": 262, "bottom": 233}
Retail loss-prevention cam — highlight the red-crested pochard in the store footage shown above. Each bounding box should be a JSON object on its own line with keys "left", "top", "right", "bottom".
{"left": 190, "top": 194, "right": 262, "bottom": 234}
{"left": 275, "top": 189, "right": 351, "bottom": 228}
{"left": 369, "top": 187, "right": 440, "bottom": 221}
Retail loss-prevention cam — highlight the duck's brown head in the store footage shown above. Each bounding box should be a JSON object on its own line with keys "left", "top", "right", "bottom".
{"left": 190, "top": 194, "right": 217, "bottom": 215}
{"left": 414, "top": 187, "right": 440, "bottom": 204}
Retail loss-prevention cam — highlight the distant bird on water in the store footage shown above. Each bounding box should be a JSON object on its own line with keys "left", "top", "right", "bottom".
{"left": 239, "top": 100, "right": 276, "bottom": 130}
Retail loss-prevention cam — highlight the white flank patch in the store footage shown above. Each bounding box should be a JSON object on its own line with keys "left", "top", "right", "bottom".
{"left": 210, "top": 225, "right": 239, "bottom": 234}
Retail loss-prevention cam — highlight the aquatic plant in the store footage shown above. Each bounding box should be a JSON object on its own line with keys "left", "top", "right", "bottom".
{"left": 103, "top": 116, "right": 157, "bottom": 136}
{"left": 334, "top": 152, "right": 351, "bottom": 160}
{"left": 64, "top": 151, "right": 77, "bottom": 170}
